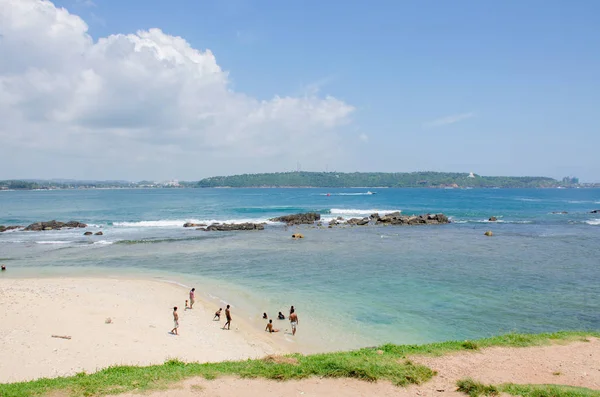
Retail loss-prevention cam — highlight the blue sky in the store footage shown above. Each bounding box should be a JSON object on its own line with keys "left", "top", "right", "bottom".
{"left": 2, "top": 0, "right": 599, "bottom": 181}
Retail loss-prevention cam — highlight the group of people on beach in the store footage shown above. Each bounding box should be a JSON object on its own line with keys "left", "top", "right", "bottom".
{"left": 263, "top": 305, "right": 299, "bottom": 335}
{"left": 169, "top": 288, "right": 297, "bottom": 336}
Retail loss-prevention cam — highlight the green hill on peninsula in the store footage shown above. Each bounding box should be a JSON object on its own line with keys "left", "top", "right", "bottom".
{"left": 197, "top": 172, "right": 560, "bottom": 188}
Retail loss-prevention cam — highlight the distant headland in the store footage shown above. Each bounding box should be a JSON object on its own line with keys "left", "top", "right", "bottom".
{"left": 1, "top": 172, "right": 594, "bottom": 190}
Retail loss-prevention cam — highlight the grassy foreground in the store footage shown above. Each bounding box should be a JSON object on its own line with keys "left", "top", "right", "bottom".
{"left": 457, "top": 378, "right": 600, "bottom": 397}
{"left": 1, "top": 331, "right": 597, "bottom": 397}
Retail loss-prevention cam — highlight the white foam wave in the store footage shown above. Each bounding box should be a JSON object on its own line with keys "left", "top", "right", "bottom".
{"left": 585, "top": 219, "right": 600, "bottom": 226}
{"left": 93, "top": 240, "right": 113, "bottom": 245}
{"left": 329, "top": 208, "right": 401, "bottom": 215}
{"left": 113, "top": 218, "right": 278, "bottom": 228}
{"left": 320, "top": 192, "right": 377, "bottom": 196}
{"left": 36, "top": 241, "right": 73, "bottom": 245}
{"left": 516, "top": 198, "right": 541, "bottom": 202}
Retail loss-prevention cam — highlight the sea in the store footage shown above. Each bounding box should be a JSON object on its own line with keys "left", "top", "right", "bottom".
{"left": 1, "top": 187, "right": 599, "bottom": 352}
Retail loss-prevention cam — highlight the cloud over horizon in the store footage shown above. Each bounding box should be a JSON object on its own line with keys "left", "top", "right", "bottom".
{"left": 0, "top": 0, "right": 354, "bottom": 180}
{"left": 422, "top": 112, "right": 475, "bottom": 129}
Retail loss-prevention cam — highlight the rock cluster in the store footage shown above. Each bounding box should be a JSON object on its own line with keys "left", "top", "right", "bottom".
{"left": 0, "top": 225, "right": 23, "bottom": 233}
{"left": 340, "top": 212, "right": 449, "bottom": 226}
{"left": 183, "top": 222, "right": 207, "bottom": 228}
{"left": 204, "top": 223, "right": 265, "bottom": 231}
{"left": 269, "top": 213, "right": 321, "bottom": 225}
{"left": 24, "top": 220, "right": 87, "bottom": 231}
{"left": 591, "top": 210, "right": 600, "bottom": 214}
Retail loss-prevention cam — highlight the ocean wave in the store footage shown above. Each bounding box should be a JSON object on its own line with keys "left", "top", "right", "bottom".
{"left": 451, "top": 219, "right": 533, "bottom": 224}
{"left": 113, "top": 219, "right": 277, "bottom": 228}
{"left": 93, "top": 240, "right": 113, "bottom": 245}
{"left": 585, "top": 219, "right": 600, "bottom": 226}
{"left": 36, "top": 241, "right": 73, "bottom": 245}
{"left": 116, "top": 236, "right": 220, "bottom": 245}
{"left": 328, "top": 208, "right": 401, "bottom": 215}
{"left": 319, "top": 192, "right": 377, "bottom": 196}
{"left": 516, "top": 198, "right": 542, "bottom": 202}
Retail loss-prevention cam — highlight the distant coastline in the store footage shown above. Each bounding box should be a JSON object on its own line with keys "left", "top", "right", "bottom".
{"left": 1, "top": 171, "right": 596, "bottom": 190}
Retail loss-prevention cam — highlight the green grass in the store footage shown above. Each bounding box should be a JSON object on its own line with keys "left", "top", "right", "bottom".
{"left": 1, "top": 331, "right": 597, "bottom": 397}
{"left": 457, "top": 379, "right": 600, "bottom": 397}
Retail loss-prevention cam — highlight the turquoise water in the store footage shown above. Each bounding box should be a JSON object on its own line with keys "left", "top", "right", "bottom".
{"left": 1, "top": 188, "right": 599, "bottom": 351}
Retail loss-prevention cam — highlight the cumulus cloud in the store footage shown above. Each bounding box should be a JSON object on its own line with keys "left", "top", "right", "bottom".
{"left": 423, "top": 112, "right": 475, "bottom": 128}
{"left": 0, "top": 0, "right": 354, "bottom": 179}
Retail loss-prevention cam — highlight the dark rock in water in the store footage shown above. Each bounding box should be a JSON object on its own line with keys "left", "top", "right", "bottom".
{"left": 328, "top": 219, "right": 339, "bottom": 226}
{"left": 84, "top": 231, "right": 93, "bottom": 236}
{"left": 95, "top": 231, "right": 103, "bottom": 236}
{"left": 205, "top": 222, "right": 265, "bottom": 231}
{"left": 357, "top": 218, "right": 370, "bottom": 226}
{"left": 0, "top": 225, "right": 23, "bottom": 233}
{"left": 346, "top": 218, "right": 362, "bottom": 225}
{"left": 370, "top": 213, "right": 380, "bottom": 220}
{"left": 183, "top": 222, "right": 207, "bottom": 228}
{"left": 24, "top": 220, "right": 87, "bottom": 231}
{"left": 336, "top": 216, "right": 344, "bottom": 221}
{"left": 270, "top": 212, "right": 320, "bottom": 225}
{"left": 591, "top": 210, "right": 600, "bottom": 214}
{"left": 489, "top": 216, "right": 498, "bottom": 222}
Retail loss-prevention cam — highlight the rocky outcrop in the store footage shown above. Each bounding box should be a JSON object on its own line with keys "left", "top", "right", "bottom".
{"left": 24, "top": 220, "right": 87, "bottom": 231}
{"left": 489, "top": 216, "right": 498, "bottom": 222}
{"left": 373, "top": 212, "right": 449, "bottom": 226}
{"left": 183, "top": 222, "right": 207, "bottom": 228}
{"left": 0, "top": 225, "right": 23, "bottom": 233}
{"left": 95, "top": 231, "right": 103, "bottom": 236}
{"left": 270, "top": 213, "right": 320, "bottom": 225}
{"left": 591, "top": 210, "right": 600, "bottom": 214}
{"left": 205, "top": 223, "right": 265, "bottom": 231}
{"left": 84, "top": 231, "right": 93, "bottom": 236}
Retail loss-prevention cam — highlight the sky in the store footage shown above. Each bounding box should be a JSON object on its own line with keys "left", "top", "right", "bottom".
{"left": 1, "top": 0, "right": 599, "bottom": 182}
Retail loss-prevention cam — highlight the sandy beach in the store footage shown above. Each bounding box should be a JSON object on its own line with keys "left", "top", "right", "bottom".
{"left": 0, "top": 277, "right": 287, "bottom": 383}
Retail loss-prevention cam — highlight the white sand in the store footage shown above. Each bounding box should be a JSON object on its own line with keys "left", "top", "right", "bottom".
{"left": 0, "top": 277, "right": 287, "bottom": 383}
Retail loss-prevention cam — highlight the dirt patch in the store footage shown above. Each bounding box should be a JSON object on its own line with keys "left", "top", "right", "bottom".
{"left": 262, "top": 355, "right": 299, "bottom": 365}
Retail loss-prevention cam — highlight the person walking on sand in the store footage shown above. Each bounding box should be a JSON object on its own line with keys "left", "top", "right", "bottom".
{"left": 289, "top": 310, "right": 298, "bottom": 336}
{"left": 170, "top": 307, "right": 179, "bottom": 335}
{"left": 189, "top": 288, "right": 196, "bottom": 309}
{"left": 265, "top": 319, "right": 279, "bottom": 333}
{"left": 223, "top": 304, "right": 232, "bottom": 330}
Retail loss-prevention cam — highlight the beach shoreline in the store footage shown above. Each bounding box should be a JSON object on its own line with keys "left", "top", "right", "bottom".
{"left": 0, "top": 276, "right": 292, "bottom": 383}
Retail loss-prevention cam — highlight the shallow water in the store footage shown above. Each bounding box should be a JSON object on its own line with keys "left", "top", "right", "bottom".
{"left": 1, "top": 188, "right": 599, "bottom": 351}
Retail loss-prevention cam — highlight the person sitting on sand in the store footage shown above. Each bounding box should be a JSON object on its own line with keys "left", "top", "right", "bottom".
{"left": 170, "top": 307, "right": 179, "bottom": 335}
{"left": 289, "top": 310, "right": 298, "bottom": 336}
{"left": 265, "top": 319, "right": 279, "bottom": 333}
{"left": 213, "top": 308, "right": 222, "bottom": 321}
{"left": 223, "top": 305, "right": 232, "bottom": 330}
{"left": 262, "top": 312, "right": 268, "bottom": 319}
{"left": 278, "top": 311, "right": 285, "bottom": 320}
{"left": 189, "top": 288, "right": 195, "bottom": 309}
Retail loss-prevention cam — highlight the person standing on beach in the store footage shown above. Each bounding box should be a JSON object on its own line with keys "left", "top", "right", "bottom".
{"left": 189, "top": 288, "right": 195, "bottom": 309}
{"left": 170, "top": 307, "right": 179, "bottom": 335}
{"left": 289, "top": 310, "right": 298, "bottom": 336}
{"left": 223, "top": 304, "right": 232, "bottom": 330}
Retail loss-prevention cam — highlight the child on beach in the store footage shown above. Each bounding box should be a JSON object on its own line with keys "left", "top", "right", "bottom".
{"left": 170, "top": 307, "right": 179, "bottom": 335}
{"left": 213, "top": 308, "right": 222, "bottom": 321}
{"left": 185, "top": 300, "right": 189, "bottom": 310}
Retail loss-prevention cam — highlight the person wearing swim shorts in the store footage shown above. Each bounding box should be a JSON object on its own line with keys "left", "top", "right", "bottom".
{"left": 223, "top": 304, "right": 232, "bottom": 330}
{"left": 289, "top": 310, "right": 298, "bottom": 336}
{"left": 170, "top": 307, "right": 179, "bottom": 335}
{"left": 265, "top": 319, "right": 279, "bottom": 333}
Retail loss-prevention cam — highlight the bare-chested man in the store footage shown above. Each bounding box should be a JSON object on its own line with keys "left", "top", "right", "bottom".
{"left": 265, "top": 319, "right": 279, "bottom": 333}
{"left": 223, "top": 304, "right": 232, "bottom": 330}
{"left": 289, "top": 311, "right": 298, "bottom": 336}
{"left": 170, "top": 307, "right": 179, "bottom": 335}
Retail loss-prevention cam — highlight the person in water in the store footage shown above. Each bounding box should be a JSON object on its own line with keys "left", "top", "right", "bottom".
{"left": 265, "top": 319, "right": 279, "bottom": 333}
{"left": 213, "top": 308, "right": 222, "bottom": 321}
{"left": 277, "top": 311, "right": 285, "bottom": 320}
{"left": 289, "top": 310, "right": 299, "bottom": 336}
{"left": 262, "top": 312, "right": 268, "bottom": 319}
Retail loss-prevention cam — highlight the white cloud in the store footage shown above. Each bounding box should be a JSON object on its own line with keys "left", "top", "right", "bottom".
{"left": 358, "top": 133, "right": 369, "bottom": 142}
{"left": 0, "top": 0, "right": 354, "bottom": 180}
{"left": 423, "top": 112, "right": 475, "bottom": 128}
